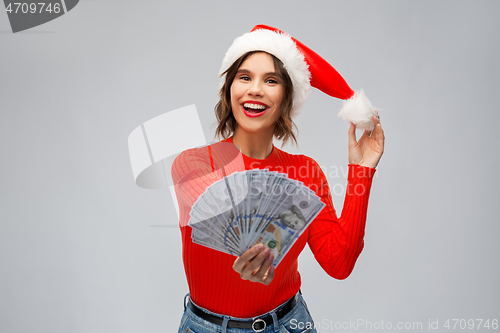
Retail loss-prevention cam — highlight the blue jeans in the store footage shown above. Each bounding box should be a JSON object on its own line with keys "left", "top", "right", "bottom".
{"left": 178, "top": 291, "right": 317, "bottom": 333}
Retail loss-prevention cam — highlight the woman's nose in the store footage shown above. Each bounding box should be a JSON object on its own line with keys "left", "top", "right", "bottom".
{"left": 247, "top": 80, "right": 264, "bottom": 96}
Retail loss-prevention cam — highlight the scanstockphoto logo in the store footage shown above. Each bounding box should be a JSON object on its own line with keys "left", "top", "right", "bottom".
{"left": 3, "top": 0, "right": 79, "bottom": 33}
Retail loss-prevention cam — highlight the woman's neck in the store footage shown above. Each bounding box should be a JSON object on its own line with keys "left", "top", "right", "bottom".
{"left": 232, "top": 127, "right": 274, "bottom": 160}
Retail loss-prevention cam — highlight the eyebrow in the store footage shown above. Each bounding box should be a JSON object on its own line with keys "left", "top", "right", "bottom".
{"left": 236, "top": 69, "right": 278, "bottom": 76}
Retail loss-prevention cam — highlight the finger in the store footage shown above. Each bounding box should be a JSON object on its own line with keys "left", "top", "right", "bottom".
{"left": 348, "top": 122, "right": 357, "bottom": 149}
{"left": 367, "top": 114, "right": 381, "bottom": 136}
{"left": 371, "top": 116, "right": 385, "bottom": 147}
{"left": 371, "top": 116, "right": 379, "bottom": 134}
{"left": 375, "top": 123, "right": 385, "bottom": 149}
{"left": 262, "top": 266, "right": 275, "bottom": 286}
{"left": 233, "top": 248, "right": 263, "bottom": 275}
{"left": 233, "top": 243, "right": 264, "bottom": 272}
{"left": 251, "top": 253, "right": 274, "bottom": 281}
{"left": 240, "top": 248, "right": 271, "bottom": 280}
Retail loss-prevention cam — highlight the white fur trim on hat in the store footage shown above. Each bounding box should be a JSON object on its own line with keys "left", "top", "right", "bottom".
{"left": 338, "top": 90, "right": 378, "bottom": 130}
{"left": 219, "top": 29, "right": 312, "bottom": 118}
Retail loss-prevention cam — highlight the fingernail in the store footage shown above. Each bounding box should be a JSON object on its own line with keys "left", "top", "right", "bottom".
{"left": 263, "top": 248, "right": 270, "bottom": 255}
{"left": 268, "top": 254, "right": 274, "bottom": 262}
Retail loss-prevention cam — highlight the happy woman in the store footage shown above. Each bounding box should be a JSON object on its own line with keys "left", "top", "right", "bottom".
{"left": 171, "top": 25, "right": 385, "bottom": 333}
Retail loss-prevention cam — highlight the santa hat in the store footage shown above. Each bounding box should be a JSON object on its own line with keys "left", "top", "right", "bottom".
{"left": 219, "top": 24, "right": 378, "bottom": 130}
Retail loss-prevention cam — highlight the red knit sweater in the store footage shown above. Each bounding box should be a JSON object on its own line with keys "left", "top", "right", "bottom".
{"left": 171, "top": 136, "right": 376, "bottom": 318}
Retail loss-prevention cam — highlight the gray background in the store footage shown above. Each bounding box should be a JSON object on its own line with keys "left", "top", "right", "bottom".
{"left": 1, "top": 0, "right": 499, "bottom": 332}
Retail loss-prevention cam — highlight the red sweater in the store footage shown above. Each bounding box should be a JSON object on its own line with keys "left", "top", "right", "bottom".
{"left": 171, "top": 136, "right": 376, "bottom": 318}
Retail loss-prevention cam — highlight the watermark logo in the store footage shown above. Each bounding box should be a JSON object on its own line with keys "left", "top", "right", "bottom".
{"left": 3, "top": 0, "right": 79, "bottom": 33}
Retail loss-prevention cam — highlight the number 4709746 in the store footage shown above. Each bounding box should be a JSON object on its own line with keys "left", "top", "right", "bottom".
{"left": 5, "top": 3, "right": 62, "bottom": 14}
{"left": 444, "top": 319, "right": 498, "bottom": 330}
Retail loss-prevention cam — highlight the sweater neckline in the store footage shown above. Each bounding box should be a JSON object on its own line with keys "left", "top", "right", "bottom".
{"left": 221, "top": 136, "right": 278, "bottom": 164}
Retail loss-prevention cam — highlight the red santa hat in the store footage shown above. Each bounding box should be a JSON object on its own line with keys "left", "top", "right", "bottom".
{"left": 219, "top": 24, "right": 378, "bottom": 130}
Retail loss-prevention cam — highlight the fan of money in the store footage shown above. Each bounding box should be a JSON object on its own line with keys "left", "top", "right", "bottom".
{"left": 188, "top": 169, "right": 326, "bottom": 268}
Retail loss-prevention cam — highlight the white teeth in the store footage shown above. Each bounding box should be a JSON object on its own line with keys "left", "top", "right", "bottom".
{"left": 243, "top": 103, "right": 266, "bottom": 110}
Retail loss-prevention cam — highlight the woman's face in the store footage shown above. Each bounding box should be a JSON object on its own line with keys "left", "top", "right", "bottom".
{"left": 230, "top": 52, "right": 283, "bottom": 136}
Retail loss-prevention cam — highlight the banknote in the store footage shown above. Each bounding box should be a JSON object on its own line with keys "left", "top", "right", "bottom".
{"left": 188, "top": 169, "right": 326, "bottom": 267}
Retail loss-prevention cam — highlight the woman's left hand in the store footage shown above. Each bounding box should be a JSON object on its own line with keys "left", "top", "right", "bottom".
{"left": 348, "top": 113, "right": 385, "bottom": 168}
{"left": 233, "top": 243, "right": 275, "bottom": 285}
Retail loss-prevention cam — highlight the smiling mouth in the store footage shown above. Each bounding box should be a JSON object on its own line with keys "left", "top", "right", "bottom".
{"left": 243, "top": 102, "right": 267, "bottom": 113}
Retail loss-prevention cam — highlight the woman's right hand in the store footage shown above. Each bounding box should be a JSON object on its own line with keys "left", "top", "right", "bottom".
{"left": 233, "top": 243, "right": 275, "bottom": 285}
{"left": 348, "top": 114, "right": 385, "bottom": 169}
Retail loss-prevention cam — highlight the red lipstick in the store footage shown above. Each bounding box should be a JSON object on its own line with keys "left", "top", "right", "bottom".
{"left": 241, "top": 101, "right": 268, "bottom": 118}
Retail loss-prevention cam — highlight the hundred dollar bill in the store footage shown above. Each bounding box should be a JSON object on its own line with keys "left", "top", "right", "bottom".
{"left": 205, "top": 178, "right": 242, "bottom": 251}
{"left": 227, "top": 172, "right": 248, "bottom": 245}
{"left": 248, "top": 171, "right": 285, "bottom": 242}
{"left": 201, "top": 185, "right": 242, "bottom": 247}
{"left": 242, "top": 169, "right": 266, "bottom": 243}
{"left": 248, "top": 182, "right": 298, "bottom": 247}
{"left": 253, "top": 220, "right": 287, "bottom": 267}
{"left": 243, "top": 170, "right": 269, "bottom": 238}
{"left": 250, "top": 176, "right": 294, "bottom": 241}
{"left": 190, "top": 214, "right": 240, "bottom": 253}
{"left": 272, "top": 187, "right": 326, "bottom": 266}
{"left": 191, "top": 226, "right": 240, "bottom": 255}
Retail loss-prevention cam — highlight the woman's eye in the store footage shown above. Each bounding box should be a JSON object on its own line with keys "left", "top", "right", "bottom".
{"left": 266, "top": 79, "right": 278, "bottom": 84}
{"left": 240, "top": 76, "right": 250, "bottom": 81}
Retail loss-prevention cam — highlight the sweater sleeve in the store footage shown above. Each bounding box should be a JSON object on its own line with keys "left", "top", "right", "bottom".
{"left": 306, "top": 159, "right": 376, "bottom": 279}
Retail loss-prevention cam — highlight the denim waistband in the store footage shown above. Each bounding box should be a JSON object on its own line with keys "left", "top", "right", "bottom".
{"left": 183, "top": 290, "right": 302, "bottom": 332}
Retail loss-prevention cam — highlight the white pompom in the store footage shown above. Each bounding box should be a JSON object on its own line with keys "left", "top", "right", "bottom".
{"left": 338, "top": 90, "right": 378, "bottom": 130}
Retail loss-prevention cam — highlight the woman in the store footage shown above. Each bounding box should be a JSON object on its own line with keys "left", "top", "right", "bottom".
{"left": 172, "top": 25, "right": 384, "bottom": 333}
